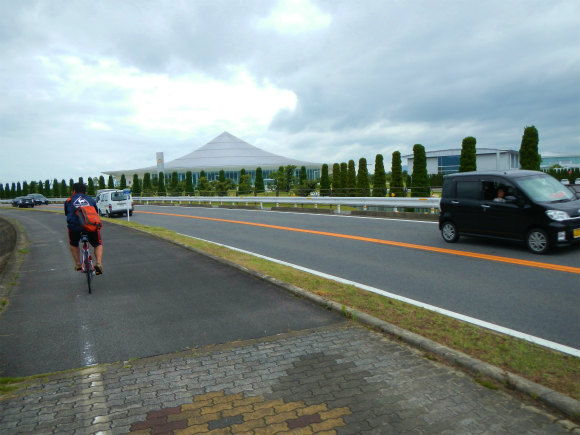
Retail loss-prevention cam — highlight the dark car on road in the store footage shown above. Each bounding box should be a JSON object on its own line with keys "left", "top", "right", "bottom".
{"left": 439, "top": 170, "right": 580, "bottom": 254}
{"left": 25, "top": 193, "right": 49, "bottom": 205}
{"left": 11, "top": 196, "right": 35, "bottom": 208}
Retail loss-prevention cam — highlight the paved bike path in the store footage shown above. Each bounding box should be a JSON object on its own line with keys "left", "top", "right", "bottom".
{"left": 0, "top": 208, "right": 343, "bottom": 376}
{"left": 0, "top": 208, "right": 577, "bottom": 434}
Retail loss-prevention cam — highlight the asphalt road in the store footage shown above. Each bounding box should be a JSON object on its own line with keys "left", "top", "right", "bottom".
{"left": 128, "top": 204, "right": 580, "bottom": 350}
{"left": 0, "top": 208, "right": 343, "bottom": 377}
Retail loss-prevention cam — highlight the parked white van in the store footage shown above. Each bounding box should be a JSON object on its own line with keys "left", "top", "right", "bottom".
{"left": 96, "top": 189, "right": 134, "bottom": 217}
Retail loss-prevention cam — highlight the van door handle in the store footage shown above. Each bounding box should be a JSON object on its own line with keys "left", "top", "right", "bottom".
{"left": 481, "top": 204, "right": 491, "bottom": 209}
{"left": 451, "top": 200, "right": 459, "bottom": 204}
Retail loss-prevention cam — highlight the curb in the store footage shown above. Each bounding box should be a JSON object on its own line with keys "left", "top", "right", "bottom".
{"left": 124, "top": 224, "right": 580, "bottom": 423}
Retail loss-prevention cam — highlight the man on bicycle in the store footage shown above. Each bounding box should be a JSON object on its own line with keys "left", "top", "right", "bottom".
{"left": 65, "top": 182, "right": 103, "bottom": 274}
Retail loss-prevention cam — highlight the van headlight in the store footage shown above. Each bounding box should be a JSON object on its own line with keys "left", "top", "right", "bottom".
{"left": 546, "top": 210, "right": 570, "bottom": 221}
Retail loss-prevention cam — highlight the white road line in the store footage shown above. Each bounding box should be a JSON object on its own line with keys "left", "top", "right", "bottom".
{"left": 178, "top": 232, "right": 580, "bottom": 358}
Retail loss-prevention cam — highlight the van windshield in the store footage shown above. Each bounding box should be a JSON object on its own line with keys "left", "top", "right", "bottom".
{"left": 516, "top": 175, "right": 574, "bottom": 202}
{"left": 111, "top": 192, "right": 128, "bottom": 201}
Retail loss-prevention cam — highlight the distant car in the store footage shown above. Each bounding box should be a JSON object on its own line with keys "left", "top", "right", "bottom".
{"left": 11, "top": 196, "right": 35, "bottom": 208}
{"left": 574, "top": 178, "right": 580, "bottom": 185}
{"left": 25, "top": 193, "right": 49, "bottom": 205}
{"left": 96, "top": 189, "right": 134, "bottom": 217}
{"left": 560, "top": 179, "right": 569, "bottom": 185}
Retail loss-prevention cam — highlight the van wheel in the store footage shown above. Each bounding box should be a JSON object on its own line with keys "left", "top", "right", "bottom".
{"left": 441, "top": 221, "right": 459, "bottom": 243}
{"left": 526, "top": 228, "right": 550, "bottom": 254}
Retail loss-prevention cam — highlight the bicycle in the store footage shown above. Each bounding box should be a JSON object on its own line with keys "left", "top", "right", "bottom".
{"left": 80, "top": 233, "right": 95, "bottom": 294}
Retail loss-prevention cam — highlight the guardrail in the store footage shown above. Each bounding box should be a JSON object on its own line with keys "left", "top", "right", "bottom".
{"left": 1, "top": 196, "right": 441, "bottom": 213}
{"left": 134, "top": 196, "right": 441, "bottom": 214}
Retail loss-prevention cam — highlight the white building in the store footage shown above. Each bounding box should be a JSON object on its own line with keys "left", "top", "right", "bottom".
{"left": 404, "top": 148, "right": 520, "bottom": 175}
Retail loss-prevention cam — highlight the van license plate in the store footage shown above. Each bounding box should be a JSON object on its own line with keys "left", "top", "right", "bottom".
{"left": 574, "top": 228, "right": 580, "bottom": 238}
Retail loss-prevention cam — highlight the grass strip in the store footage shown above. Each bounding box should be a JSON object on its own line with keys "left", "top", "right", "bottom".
{"left": 110, "top": 219, "right": 579, "bottom": 401}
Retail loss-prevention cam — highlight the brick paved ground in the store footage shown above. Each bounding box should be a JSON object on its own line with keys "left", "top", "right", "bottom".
{"left": 0, "top": 324, "right": 577, "bottom": 435}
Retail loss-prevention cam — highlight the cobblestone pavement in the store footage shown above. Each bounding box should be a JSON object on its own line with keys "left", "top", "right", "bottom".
{"left": 0, "top": 324, "right": 577, "bottom": 435}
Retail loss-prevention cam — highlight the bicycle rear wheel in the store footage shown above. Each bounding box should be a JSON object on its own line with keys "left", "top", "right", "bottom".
{"left": 81, "top": 245, "right": 93, "bottom": 294}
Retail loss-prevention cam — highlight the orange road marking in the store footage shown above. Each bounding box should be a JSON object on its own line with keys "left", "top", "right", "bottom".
{"left": 136, "top": 210, "right": 580, "bottom": 274}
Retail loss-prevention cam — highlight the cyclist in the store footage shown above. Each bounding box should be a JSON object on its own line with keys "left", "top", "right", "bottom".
{"left": 65, "top": 182, "right": 103, "bottom": 274}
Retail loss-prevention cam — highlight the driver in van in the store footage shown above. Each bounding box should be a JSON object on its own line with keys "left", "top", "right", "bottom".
{"left": 494, "top": 187, "right": 506, "bottom": 203}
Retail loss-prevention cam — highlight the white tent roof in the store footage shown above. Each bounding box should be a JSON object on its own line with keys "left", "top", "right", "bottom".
{"left": 104, "top": 132, "right": 320, "bottom": 177}
{"left": 165, "top": 131, "right": 319, "bottom": 170}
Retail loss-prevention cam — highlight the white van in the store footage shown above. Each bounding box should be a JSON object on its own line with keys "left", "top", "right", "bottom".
{"left": 96, "top": 189, "right": 134, "bottom": 217}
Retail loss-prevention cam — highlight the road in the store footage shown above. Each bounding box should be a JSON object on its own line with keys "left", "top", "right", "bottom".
{"left": 127, "top": 204, "right": 580, "bottom": 351}
{"left": 0, "top": 208, "right": 343, "bottom": 376}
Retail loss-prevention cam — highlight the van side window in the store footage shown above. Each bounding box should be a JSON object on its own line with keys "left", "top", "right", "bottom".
{"left": 482, "top": 181, "right": 517, "bottom": 201}
{"left": 456, "top": 181, "right": 480, "bottom": 200}
{"left": 482, "top": 181, "right": 499, "bottom": 201}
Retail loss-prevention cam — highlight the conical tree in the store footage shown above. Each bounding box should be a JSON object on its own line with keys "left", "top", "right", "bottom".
{"left": 238, "top": 169, "right": 252, "bottom": 195}
{"left": 87, "top": 177, "right": 96, "bottom": 196}
{"left": 52, "top": 178, "right": 60, "bottom": 197}
{"left": 157, "top": 172, "right": 166, "bottom": 196}
{"left": 184, "top": 171, "right": 194, "bottom": 195}
{"left": 255, "top": 167, "right": 265, "bottom": 194}
{"left": 357, "top": 158, "right": 369, "bottom": 196}
{"left": 347, "top": 160, "right": 357, "bottom": 196}
{"left": 216, "top": 169, "right": 227, "bottom": 196}
{"left": 169, "top": 171, "right": 180, "bottom": 195}
{"left": 132, "top": 174, "right": 142, "bottom": 196}
{"left": 320, "top": 164, "right": 330, "bottom": 196}
{"left": 411, "top": 144, "right": 430, "bottom": 197}
{"left": 331, "top": 163, "right": 341, "bottom": 196}
{"left": 372, "top": 154, "right": 387, "bottom": 197}
{"left": 142, "top": 173, "right": 152, "bottom": 195}
{"left": 340, "top": 162, "right": 348, "bottom": 197}
{"left": 519, "top": 125, "right": 541, "bottom": 170}
{"left": 459, "top": 136, "right": 477, "bottom": 172}
{"left": 98, "top": 176, "right": 106, "bottom": 190}
{"left": 107, "top": 175, "right": 114, "bottom": 189}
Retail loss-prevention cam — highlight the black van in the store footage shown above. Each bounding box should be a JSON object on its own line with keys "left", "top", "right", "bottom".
{"left": 439, "top": 170, "right": 580, "bottom": 254}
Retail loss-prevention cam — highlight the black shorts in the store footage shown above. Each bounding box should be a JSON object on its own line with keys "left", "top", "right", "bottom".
{"left": 68, "top": 229, "right": 102, "bottom": 248}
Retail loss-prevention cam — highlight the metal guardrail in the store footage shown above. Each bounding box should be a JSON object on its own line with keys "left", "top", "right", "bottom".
{"left": 134, "top": 196, "right": 441, "bottom": 213}
{"left": 1, "top": 196, "right": 441, "bottom": 213}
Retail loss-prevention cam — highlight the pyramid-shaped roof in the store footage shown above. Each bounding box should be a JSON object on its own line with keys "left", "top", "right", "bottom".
{"left": 104, "top": 132, "right": 320, "bottom": 177}
{"left": 164, "top": 132, "right": 319, "bottom": 170}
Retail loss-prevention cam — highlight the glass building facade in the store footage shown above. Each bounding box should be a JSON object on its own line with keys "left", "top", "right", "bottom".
{"left": 437, "top": 155, "right": 460, "bottom": 174}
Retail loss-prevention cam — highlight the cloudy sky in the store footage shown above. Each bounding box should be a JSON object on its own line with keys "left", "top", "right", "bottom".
{"left": 1, "top": 0, "right": 578, "bottom": 185}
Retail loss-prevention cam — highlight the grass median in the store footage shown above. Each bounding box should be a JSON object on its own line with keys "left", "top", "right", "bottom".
{"left": 109, "top": 218, "right": 579, "bottom": 401}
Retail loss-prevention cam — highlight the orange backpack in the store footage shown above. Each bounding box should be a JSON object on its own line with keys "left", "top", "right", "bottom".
{"left": 76, "top": 206, "right": 102, "bottom": 232}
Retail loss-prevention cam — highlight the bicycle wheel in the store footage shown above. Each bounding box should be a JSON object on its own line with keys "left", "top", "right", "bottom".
{"left": 82, "top": 246, "right": 93, "bottom": 294}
